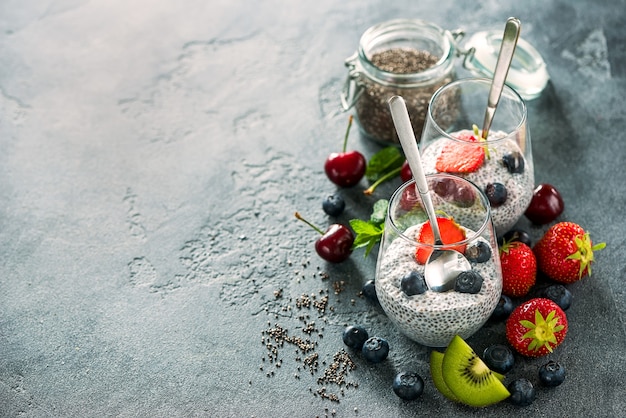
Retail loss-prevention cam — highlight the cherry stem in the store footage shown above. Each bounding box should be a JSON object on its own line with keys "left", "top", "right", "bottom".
{"left": 342, "top": 115, "right": 354, "bottom": 153}
{"left": 363, "top": 166, "right": 402, "bottom": 196}
{"left": 294, "top": 212, "right": 324, "bottom": 235}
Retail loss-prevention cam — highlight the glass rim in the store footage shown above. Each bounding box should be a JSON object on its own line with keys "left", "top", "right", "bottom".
{"left": 386, "top": 175, "right": 492, "bottom": 249}
{"left": 425, "top": 77, "right": 528, "bottom": 144}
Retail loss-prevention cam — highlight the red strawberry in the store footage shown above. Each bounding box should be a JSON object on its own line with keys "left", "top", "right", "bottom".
{"left": 415, "top": 217, "right": 466, "bottom": 264}
{"left": 506, "top": 298, "right": 568, "bottom": 357}
{"left": 435, "top": 131, "right": 485, "bottom": 173}
{"left": 499, "top": 240, "right": 537, "bottom": 297}
{"left": 533, "top": 222, "right": 606, "bottom": 284}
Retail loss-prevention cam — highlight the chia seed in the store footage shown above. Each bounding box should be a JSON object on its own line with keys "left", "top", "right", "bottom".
{"left": 353, "top": 48, "right": 454, "bottom": 145}
{"left": 370, "top": 48, "right": 438, "bottom": 74}
{"left": 258, "top": 267, "right": 359, "bottom": 405}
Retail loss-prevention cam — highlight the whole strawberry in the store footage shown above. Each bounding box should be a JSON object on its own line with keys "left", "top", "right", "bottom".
{"left": 506, "top": 298, "right": 568, "bottom": 357}
{"left": 533, "top": 222, "right": 606, "bottom": 284}
{"left": 499, "top": 240, "right": 536, "bottom": 297}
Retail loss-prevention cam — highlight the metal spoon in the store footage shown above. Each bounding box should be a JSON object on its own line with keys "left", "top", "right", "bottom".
{"left": 481, "top": 17, "right": 521, "bottom": 140}
{"left": 388, "top": 96, "right": 471, "bottom": 292}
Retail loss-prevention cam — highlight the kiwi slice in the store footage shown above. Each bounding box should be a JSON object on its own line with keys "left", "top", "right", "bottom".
{"left": 442, "top": 335, "right": 510, "bottom": 407}
{"left": 430, "top": 350, "right": 460, "bottom": 402}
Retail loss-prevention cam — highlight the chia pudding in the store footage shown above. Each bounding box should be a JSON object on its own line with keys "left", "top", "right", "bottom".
{"left": 421, "top": 130, "right": 534, "bottom": 234}
{"left": 375, "top": 223, "right": 502, "bottom": 347}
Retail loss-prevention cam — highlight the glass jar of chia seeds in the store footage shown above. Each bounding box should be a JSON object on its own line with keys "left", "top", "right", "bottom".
{"left": 342, "top": 19, "right": 461, "bottom": 146}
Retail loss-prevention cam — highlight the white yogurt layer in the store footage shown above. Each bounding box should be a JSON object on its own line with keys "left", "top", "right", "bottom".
{"left": 421, "top": 131, "right": 534, "bottom": 234}
{"left": 376, "top": 224, "right": 501, "bottom": 347}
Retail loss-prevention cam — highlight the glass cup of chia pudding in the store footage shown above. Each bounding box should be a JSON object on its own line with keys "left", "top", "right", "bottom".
{"left": 375, "top": 174, "right": 502, "bottom": 347}
{"left": 419, "top": 77, "right": 534, "bottom": 236}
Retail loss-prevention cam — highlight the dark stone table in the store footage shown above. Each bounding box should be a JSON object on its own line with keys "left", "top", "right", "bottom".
{"left": 1, "top": 1, "right": 624, "bottom": 417}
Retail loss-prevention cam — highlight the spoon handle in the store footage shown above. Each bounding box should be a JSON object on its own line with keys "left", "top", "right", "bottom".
{"left": 388, "top": 95, "right": 442, "bottom": 243}
{"left": 388, "top": 96, "right": 428, "bottom": 195}
{"left": 481, "top": 17, "right": 521, "bottom": 139}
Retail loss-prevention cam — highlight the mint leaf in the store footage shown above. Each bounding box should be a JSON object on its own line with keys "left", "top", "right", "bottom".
{"left": 370, "top": 199, "right": 388, "bottom": 224}
{"left": 349, "top": 199, "right": 388, "bottom": 257}
{"left": 349, "top": 219, "right": 382, "bottom": 247}
{"left": 365, "top": 147, "right": 404, "bottom": 182}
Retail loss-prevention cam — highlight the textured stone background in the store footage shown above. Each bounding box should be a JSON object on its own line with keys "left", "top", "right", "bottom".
{"left": 1, "top": 0, "right": 625, "bottom": 417}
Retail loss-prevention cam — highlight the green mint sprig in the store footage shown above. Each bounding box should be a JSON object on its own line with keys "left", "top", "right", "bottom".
{"left": 473, "top": 124, "right": 491, "bottom": 160}
{"left": 349, "top": 199, "right": 388, "bottom": 257}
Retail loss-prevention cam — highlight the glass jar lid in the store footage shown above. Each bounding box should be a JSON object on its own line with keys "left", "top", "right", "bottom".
{"left": 462, "top": 29, "right": 549, "bottom": 100}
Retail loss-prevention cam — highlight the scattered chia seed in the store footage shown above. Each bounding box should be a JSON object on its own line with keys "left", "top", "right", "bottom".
{"left": 259, "top": 261, "right": 360, "bottom": 413}
{"left": 317, "top": 349, "right": 357, "bottom": 388}
{"left": 332, "top": 280, "right": 346, "bottom": 295}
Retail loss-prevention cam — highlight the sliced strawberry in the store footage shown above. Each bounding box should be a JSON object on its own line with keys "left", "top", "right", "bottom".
{"left": 435, "top": 132, "right": 485, "bottom": 174}
{"left": 415, "top": 217, "right": 467, "bottom": 264}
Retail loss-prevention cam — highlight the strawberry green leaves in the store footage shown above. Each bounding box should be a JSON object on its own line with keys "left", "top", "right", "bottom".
{"left": 350, "top": 199, "right": 388, "bottom": 257}
{"left": 566, "top": 233, "right": 606, "bottom": 279}
{"left": 520, "top": 309, "right": 566, "bottom": 353}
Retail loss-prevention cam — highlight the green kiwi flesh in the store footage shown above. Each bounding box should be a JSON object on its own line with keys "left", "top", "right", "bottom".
{"left": 442, "top": 335, "right": 510, "bottom": 407}
{"left": 430, "top": 350, "right": 460, "bottom": 402}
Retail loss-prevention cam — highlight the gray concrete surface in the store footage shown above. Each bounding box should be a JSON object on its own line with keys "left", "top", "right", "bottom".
{"left": 1, "top": 0, "right": 625, "bottom": 417}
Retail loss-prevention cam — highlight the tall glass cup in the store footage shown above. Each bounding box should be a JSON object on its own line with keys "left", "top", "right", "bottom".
{"left": 375, "top": 174, "right": 502, "bottom": 347}
{"left": 419, "top": 78, "right": 534, "bottom": 236}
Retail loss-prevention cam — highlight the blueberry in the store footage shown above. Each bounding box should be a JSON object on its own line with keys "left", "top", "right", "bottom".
{"left": 401, "top": 271, "right": 427, "bottom": 296}
{"left": 465, "top": 241, "right": 492, "bottom": 263}
{"left": 540, "top": 284, "right": 572, "bottom": 311}
{"left": 485, "top": 183, "right": 507, "bottom": 207}
{"left": 361, "top": 336, "right": 389, "bottom": 363}
{"left": 482, "top": 344, "right": 515, "bottom": 374}
{"left": 322, "top": 193, "right": 345, "bottom": 216}
{"left": 508, "top": 378, "right": 536, "bottom": 406}
{"left": 502, "top": 151, "right": 525, "bottom": 174}
{"left": 362, "top": 280, "right": 379, "bottom": 305}
{"left": 454, "top": 270, "right": 483, "bottom": 294}
{"left": 490, "top": 294, "right": 514, "bottom": 320}
{"left": 500, "top": 228, "right": 532, "bottom": 247}
{"left": 392, "top": 371, "right": 424, "bottom": 400}
{"left": 539, "top": 360, "right": 566, "bottom": 387}
{"left": 342, "top": 325, "right": 369, "bottom": 350}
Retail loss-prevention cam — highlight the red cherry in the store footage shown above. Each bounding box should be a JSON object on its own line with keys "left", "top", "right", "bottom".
{"left": 315, "top": 224, "right": 354, "bottom": 263}
{"left": 324, "top": 115, "right": 366, "bottom": 187}
{"left": 295, "top": 212, "right": 354, "bottom": 263}
{"left": 525, "top": 183, "right": 565, "bottom": 225}
{"left": 325, "top": 151, "right": 366, "bottom": 187}
{"left": 399, "top": 183, "right": 420, "bottom": 212}
{"left": 400, "top": 160, "right": 412, "bottom": 182}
